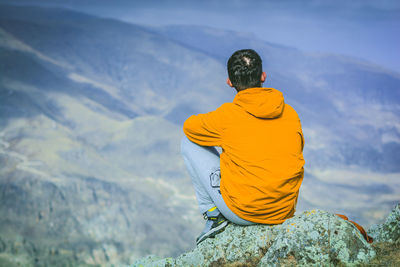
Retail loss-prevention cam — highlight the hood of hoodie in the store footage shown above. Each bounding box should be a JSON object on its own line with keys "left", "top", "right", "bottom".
{"left": 233, "top": 87, "right": 285, "bottom": 119}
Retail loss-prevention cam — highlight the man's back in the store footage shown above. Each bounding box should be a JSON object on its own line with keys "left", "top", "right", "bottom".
{"left": 182, "top": 49, "right": 305, "bottom": 244}
{"left": 183, "top": 87, "right": 305, "bottom": 224}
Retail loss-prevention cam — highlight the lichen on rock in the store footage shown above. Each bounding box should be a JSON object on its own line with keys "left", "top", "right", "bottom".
{"left": 367, "top": 203, "right": 400, "bottom": 243}
{"left": 132, "top": 208, "right": 380, "bottom": 267}
{"left": 258, "top": 209, "right": 375, "bottom": 266}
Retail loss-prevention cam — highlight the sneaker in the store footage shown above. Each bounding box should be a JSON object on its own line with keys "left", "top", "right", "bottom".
{"left": 196, "top": 207, "right": 228, "bottom": 245}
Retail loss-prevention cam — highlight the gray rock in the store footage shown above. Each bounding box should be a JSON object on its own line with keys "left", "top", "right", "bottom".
{"left": 132, "top": 223, "right": 278, "bottom": 266}
{"left": 174, "top": 223, "right": 278, "bottom": 266}
{"left": 132, "top": 209, "right": 376, "bottom": 266}
{"left": 367, "top": 203, "right": 400, "bottom": 243}
{"left": 258, "top": 210, "right": 375, "bottom": 266}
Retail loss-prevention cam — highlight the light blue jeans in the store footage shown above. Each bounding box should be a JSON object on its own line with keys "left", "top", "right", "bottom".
{"left": 181, "top": 137, "right": 254, "bottom": 225}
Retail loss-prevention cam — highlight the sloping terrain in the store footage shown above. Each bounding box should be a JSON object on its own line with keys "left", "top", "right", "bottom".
{"left": 0, "top": 4, "right": 399, "bottom": 267}
{"left": 0, "top": 4, "right": 214, "bottom": 266}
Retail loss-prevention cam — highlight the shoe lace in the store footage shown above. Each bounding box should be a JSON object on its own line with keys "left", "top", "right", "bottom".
{"left": 203, "top": 212, "right": 221, "bottom": 221}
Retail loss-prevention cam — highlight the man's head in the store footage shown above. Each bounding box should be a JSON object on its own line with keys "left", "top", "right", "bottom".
{"left": 227, "top": 49, "right": 266, "bottom": 92}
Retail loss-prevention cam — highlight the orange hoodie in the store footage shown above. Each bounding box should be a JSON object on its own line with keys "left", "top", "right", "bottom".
{"left": 183, "top": 87, "right": 305, "bottom": 224}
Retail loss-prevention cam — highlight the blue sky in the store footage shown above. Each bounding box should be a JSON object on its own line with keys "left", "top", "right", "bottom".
{"left": 2, "top": 0, "right": 400, "bottom": 72}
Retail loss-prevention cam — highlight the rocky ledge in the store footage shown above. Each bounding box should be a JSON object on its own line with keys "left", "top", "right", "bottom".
{"left": 133, "top": 204, "right": 399, "bottom": 267}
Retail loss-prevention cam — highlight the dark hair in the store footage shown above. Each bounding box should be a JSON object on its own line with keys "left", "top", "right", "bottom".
{"left": 227, "top": 49, "right": 262, "bottom": 91}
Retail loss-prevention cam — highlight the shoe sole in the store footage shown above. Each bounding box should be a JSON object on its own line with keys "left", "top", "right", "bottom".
{"left": 196, "top": 220, "right": 228, "bottom": 245}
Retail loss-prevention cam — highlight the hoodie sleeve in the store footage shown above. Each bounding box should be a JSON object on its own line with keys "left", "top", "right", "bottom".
{"left": 299, "top": 129, "right": 305, "bottom": 152}
{"left": 183, "top": 105, "right": 226, "bottom": 147}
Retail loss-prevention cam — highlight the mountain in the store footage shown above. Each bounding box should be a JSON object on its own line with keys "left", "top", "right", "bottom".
{"left": 0, "top": 3, "right": 399, "bottom": 266}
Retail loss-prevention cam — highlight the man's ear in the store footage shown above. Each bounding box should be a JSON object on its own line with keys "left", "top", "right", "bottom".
{"left": 226, "top": 78, "right": 234, "bottom": 87}
{"left": 261, "top": 72, "right": 267, "bottom": 83}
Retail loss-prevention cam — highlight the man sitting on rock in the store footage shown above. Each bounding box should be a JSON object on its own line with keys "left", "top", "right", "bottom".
{"left": 181, "top": 49, "right": 305, "bottom": 245}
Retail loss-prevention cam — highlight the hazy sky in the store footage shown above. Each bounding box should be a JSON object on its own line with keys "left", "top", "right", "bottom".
{"left": 2, "top": 0, "right": 400, "bottom": 72}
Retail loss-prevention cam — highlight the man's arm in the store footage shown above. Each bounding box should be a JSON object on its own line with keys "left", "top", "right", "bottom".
{"left": 183, "top": 107, "right": 225, "bottom": 147}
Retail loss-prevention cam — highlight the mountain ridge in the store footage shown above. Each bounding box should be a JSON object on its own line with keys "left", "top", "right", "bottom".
{"left": 0, "top": 3, "right": 399, "bottom": 266}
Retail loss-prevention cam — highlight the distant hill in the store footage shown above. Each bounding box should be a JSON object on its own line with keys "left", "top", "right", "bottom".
{"left": 159, "top": 25, "right": 400, "bottom": 172}
{"left": 0, "top": 3, "right": 399, "bottom": 267}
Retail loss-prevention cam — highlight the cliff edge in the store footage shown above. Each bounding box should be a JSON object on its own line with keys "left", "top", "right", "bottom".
{"left": 133, "top": 204, "right": 399, "bottom": 266}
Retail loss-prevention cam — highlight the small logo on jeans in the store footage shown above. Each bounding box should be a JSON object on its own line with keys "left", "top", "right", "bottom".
{"left": 210, "top": 169, "right": 221, "bottom": 188}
